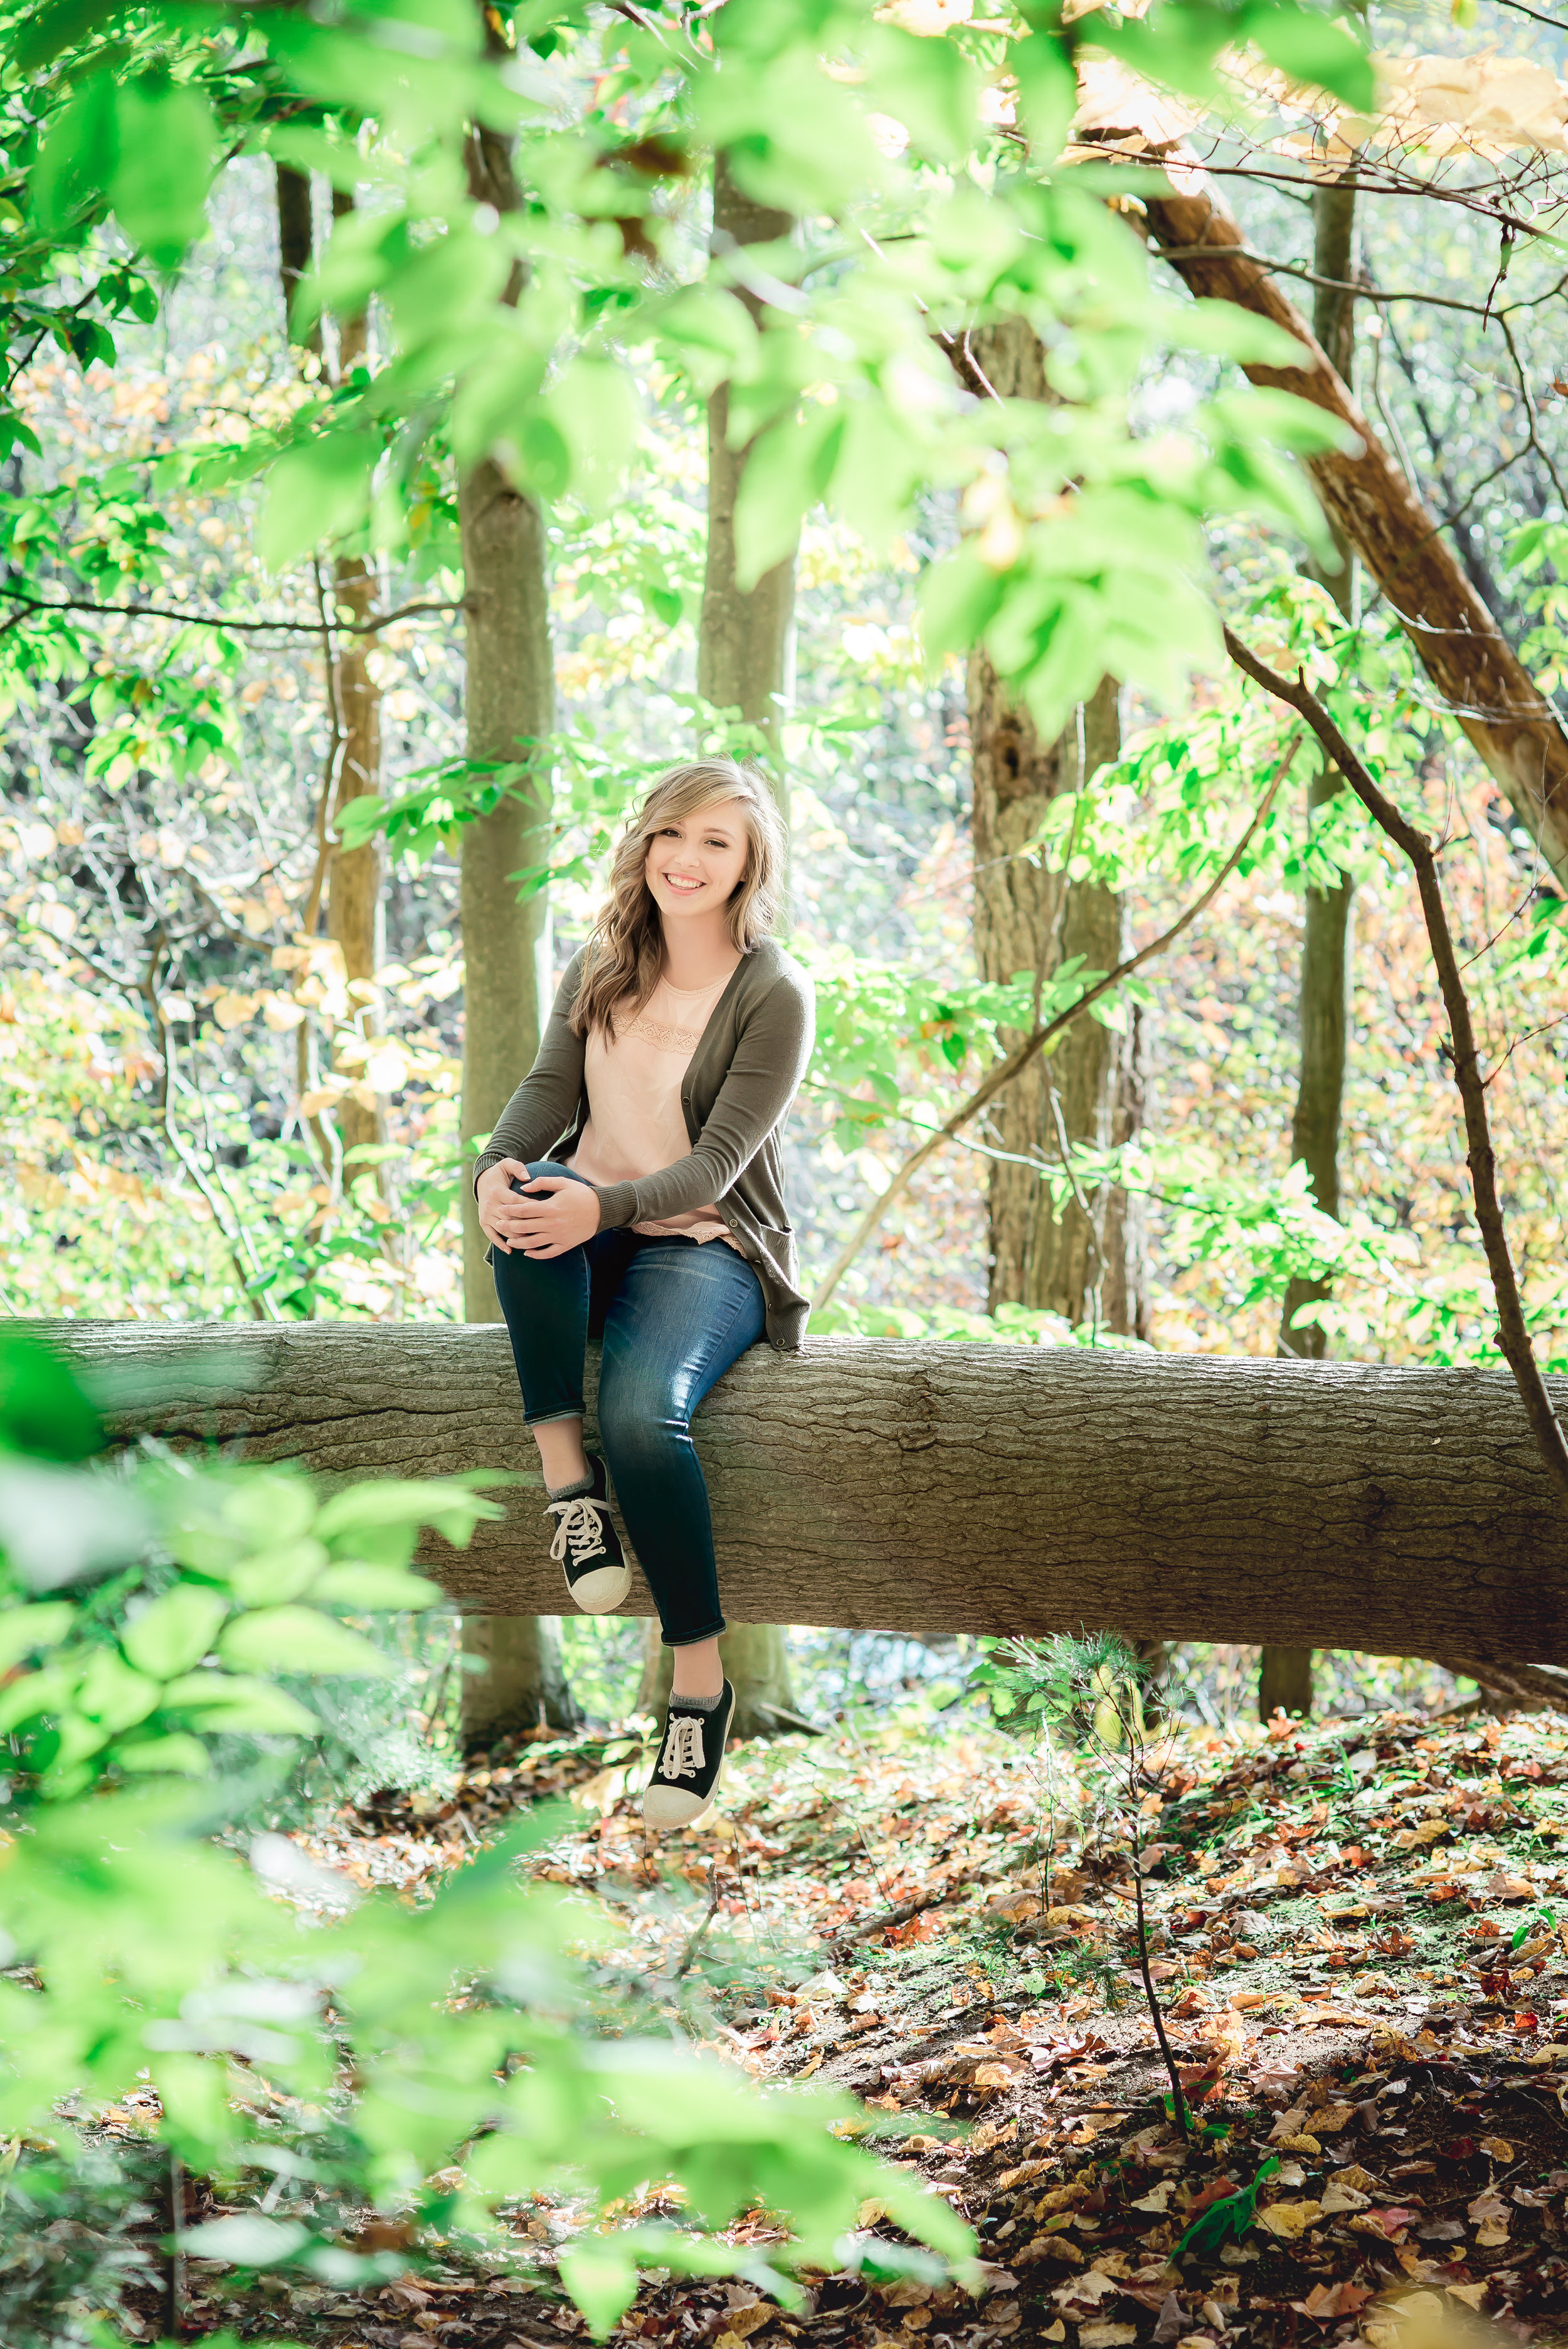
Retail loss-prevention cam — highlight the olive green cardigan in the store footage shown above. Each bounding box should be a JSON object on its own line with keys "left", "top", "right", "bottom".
{"left": 473, "top": 940, "right": 817, "bottom": 1350}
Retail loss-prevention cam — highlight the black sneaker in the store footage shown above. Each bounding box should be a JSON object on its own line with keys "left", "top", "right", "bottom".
{"left": 643, "top": 1679, "right": 735, "bottom": 1829}
{"left": 546, "top": 1457, "right": 630, "bottom": 1614}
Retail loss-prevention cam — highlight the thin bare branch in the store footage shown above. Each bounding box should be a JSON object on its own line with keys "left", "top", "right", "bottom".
{"left": 0, "top": 587, "right": 462, "bottom": 637}
{"left": 1222, "top": 624, "right": 1568, "bottom": 1507}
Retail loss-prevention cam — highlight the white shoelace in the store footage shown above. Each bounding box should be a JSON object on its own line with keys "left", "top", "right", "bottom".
{"left": 659, "top": 1713, "right": 706, "bottom": 1782}
{"left": 547, "top": 1493, "right": 608, "bottom": 1568}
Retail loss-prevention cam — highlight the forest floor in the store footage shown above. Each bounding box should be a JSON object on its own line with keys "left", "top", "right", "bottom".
{"left": 133, "top": 1698, "right": 1568, "bottom": 2349}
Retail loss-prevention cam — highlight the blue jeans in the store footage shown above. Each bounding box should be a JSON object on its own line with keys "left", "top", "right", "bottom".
{"left": 492, "top": 1161, "right": 766, "bottom": 1646}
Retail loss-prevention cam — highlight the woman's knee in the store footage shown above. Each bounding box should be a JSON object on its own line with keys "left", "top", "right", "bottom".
{"left": 519, "top": 1157, "right": 589, "bottom": 1187}
{"left": 597, "top": 1382, "right": 689, "bottom": 1471}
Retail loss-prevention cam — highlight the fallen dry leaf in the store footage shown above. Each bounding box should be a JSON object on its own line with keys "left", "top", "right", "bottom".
{"left": 1022, "top": 2236, "right": 1085, "bottom": 2269}
{"left": 1467, "top": 2186, "right": 1510, "bottom": 2247}
{"left": 1256, "top": 2199, "right": 1322, "bottom": 2241}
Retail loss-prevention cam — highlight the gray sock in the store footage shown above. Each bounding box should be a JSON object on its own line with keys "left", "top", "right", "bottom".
{"left": 671, "top": 1685, "right": 723, "bottom": 1712}
{"left": 546, "top": 1470, "right": 594, "bottom": 1502}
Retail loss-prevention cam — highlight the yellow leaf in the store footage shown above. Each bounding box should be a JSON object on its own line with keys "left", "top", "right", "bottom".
{"left": 1256, "top": 2200, "right": 1322, "bottom": 2240}
{"left": 213, "top": 990, "right": 259, "bottom": 1031}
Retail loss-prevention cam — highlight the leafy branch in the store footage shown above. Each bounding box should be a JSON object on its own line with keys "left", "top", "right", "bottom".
{"left": 812, "top": 734, "right": 1300, "bottom": 1314}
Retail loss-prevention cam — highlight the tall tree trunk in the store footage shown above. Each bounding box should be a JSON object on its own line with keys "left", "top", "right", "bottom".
{"left": 696, "top": 158, "right": 797, "bottom": 797}
{"left": 456, "top": 73, "right": 576, "bottom": 1738}
{"left": 327, "top": 193, "right": 386, "bottom": 1167}
{"left": 1264, "top": 179, "right": 1359, "bottom": 1721}
{"left": 274, "top": 165, "right": 317, "bottom": 356}
{"left": 692, "top": 151, "right": 802, "bottom": 1734}
{"left": 635, "top": 1621, "right": 816, "bottom": 1741}
{"left": 966, "top": 320, "right": 1146, "bottom": 1335}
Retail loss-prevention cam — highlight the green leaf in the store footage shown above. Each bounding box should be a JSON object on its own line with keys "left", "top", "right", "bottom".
{"left": 108, "top": 73, "right": 216, "bottom": 267}
{"left": 258, "top": 431, "right": 379, "bottom": 570}
{"left": 309, "top": 1562, "right": 443, "bottom": 1611}
{"left": 223, "top": 1537, "right": 331, "bottom": 1609}
{"left": 559, "top": 2239, "right": 640, "bottom": 2338}
{"left": 77, "top": 1649, "right": 162, "bottom": 1732}
{"left": 313, "top": 1477, "right": 501, "bottom": 1552}
{"left": 650, "top": 285, "right": 758, "bottom": 398}
{"left": 533, "top": 358, "right": 641, "bottom": 515}
{"left": 29, "top": 68, "right": 115, "bottom": 238}
{"left": 0, "top": 1661, "right": 76, "bottom": 1735}
{"left": 1239, "top": 3, "right": 1375, "bottom": 109}
{"left": 0, "top": 1326, "right": 103, "bottom": 1461}
{"left": 916, "top": 543, "right": 1005, "bottom": 669}
{"left": 0, "top": 1601, "right": 75, "bottom": 1673}
{"left": 114, "top": 1731, "right": 211, "bottom": 1776}
{"left": 866, "top": 24, "right": 979, "bottom": 162}
{"left": 121, "top": 1583, "right": 229, "bottom": 1679}
{"left": 733, "top": 406, "right": 843, "bottom": 591}
{"left": 222, "top": 1473, "right": 317, "bottom": 1545}
{"left": 1013, "top": 32, "right": 1076, "bottom": 159}
{"left": 1178, "top": 2157, "right": 1279, "bottom": 2257}
{"left": 161, "top": 1669, "right": 321, "bottom": 1735}
{"left": 1175, "top": 298, "right": 1311, "bottom": 370}
{"left": 174, "top": 2215, "right": 311, "bottom": 2267}
{"left": 1204, "top": 387, "right": 1358, "bottom": 457}
{"left": 217, "top": 1606, "right": 395, "bottom": 1679}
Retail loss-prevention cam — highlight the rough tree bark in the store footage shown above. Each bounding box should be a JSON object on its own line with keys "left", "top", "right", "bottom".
{"left": 455, "top": 71, "right": 575, "bottom": 1738}
{"left": 972, "top": 664, "right": 1143, "bottom": 1327}
{"left": 1113, "top": 143, "right": 1568, "bottom": 882}
{"left": 50, "top": 1319, "right": 1568, "bottom": 1697}
{"left": 326, "top": 191, "right": 386, "bottom": 1167}
{"left": 1264, "top": 177, "right": 1360, "bottom": 1719}
{"left": 966, "top": 322, "right": 1145, "bottom": 1332}
{"left": 692, "top": 152, "right": 802, "bottom": 1731}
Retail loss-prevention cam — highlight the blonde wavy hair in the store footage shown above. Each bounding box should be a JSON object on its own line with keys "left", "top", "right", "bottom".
{"left": 571, "top": 761, "right": 787, "bottom": 1037}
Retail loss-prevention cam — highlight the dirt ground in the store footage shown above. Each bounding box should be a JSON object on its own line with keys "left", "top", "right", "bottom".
{"left": 122, "top": 1699, "right": 1568, "bottom": 2349}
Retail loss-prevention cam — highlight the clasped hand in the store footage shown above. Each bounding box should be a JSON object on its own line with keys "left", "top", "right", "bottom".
{"left": 477, "top": 1162, "right": 601, "bottom": 1258}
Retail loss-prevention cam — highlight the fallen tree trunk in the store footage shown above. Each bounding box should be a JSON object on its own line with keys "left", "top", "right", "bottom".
{"left": 45, "top": 1321, "right": 1568, "bottom": 1679}
{"left": 1099, "top": 141, "right": 1568, "bottom": 881}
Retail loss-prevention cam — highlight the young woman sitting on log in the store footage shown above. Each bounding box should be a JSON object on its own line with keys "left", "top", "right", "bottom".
{"left": 473, "top": 760, "right": 815, "bottom": 1828}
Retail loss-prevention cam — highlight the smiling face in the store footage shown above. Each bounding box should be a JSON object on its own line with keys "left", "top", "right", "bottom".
{"left": 642, "top": 798, "right": 751, "bottom": 929}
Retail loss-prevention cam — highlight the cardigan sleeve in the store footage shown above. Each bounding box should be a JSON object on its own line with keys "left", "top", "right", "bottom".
{"left": 470, "top": 950, "right": 589, "bottom": 1194}
{"left": 591, "top": 963, "right": 815, "bottom": 1231}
